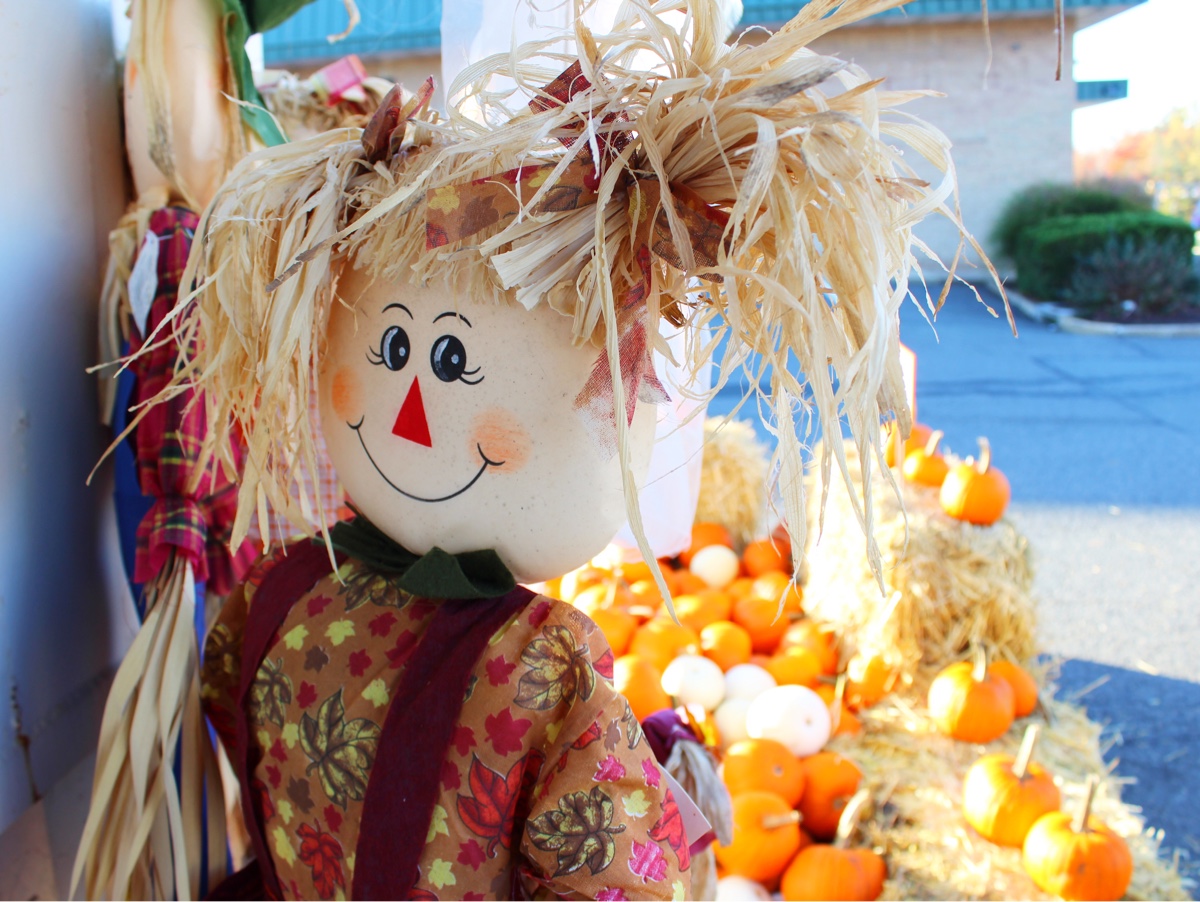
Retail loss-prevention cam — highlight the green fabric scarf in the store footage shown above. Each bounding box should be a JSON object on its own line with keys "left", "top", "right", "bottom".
{"left": 326, "top": 515, "right": 517, "bottom": 600}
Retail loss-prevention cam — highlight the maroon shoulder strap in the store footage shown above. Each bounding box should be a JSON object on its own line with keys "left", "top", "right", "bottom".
{"left": 235, "top": 542, "right": 346, "bottom": 901}
{"left": 352, "top": 586, "right": 535, "bottom": 901}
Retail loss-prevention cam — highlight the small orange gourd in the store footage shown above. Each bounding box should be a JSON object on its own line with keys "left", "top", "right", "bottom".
{"left": 845, "top": 652, "right": 896, "bottom": 710}
{"left": 963, "top": 724, "right": 1061, "bottom": 847}
{"left": 928, "top": 646, "right": 1015, "bottom": 744}
{"left": 779, "top": 620, "right": 840, "bottom": 675}
{"left": 797, "top": 751, "right": 863, "bottom": 841}
{"left": 817, "top": 675, "right": 862, "bottom": 737}
{"left": 902, "top": 430, "right": 950, "bottom": 487}
{"left": 885, "top": 421, "right": 933, "bottom": 468}
{"left": 989, "top": 658, "right": 1039, "bottom": 718}
{"left": 722, "top": 738, "right": 806, "bottom": 807}
{"left": 781, "top": 790, "right": 885, "bottom": 901}
{"left": 940, "top": 437, "right": 1011, "bottom": 525}
{"left": 715, "top": 791, "right": 810, "bottom": 884}
{"left": 1022, "top": 775, "right": 1133, "bottom": 901}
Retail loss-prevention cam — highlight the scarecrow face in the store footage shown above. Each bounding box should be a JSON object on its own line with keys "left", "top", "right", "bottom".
{"left": 320, "top": 268, "right": 657, "bottom": 583}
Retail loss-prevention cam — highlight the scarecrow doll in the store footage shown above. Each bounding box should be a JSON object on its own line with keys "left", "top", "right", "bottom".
{"left": 114, "top": 0, "right": 988, "bottom": 897}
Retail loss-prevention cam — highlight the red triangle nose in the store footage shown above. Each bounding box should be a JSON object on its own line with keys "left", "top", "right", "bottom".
{"left": 392, "top": 377, "right": 432, "bottom": 447}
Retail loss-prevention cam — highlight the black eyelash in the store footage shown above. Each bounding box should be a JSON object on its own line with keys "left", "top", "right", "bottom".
{"left": 366, "top": 348, "right": 385, "bottom": 366}
{"left": 459, "top": 370, "right": 484, "bottom": 386}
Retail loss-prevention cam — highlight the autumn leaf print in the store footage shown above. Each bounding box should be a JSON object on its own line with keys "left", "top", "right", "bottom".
{"left": 287, "top": 777, "right": 315, "bottom": 814}
{"left": 594, "top": 649, "right": 614, "bottom": 681}
{"left": 297, "top": 821, "right": 345, "bottom": 900}
{"left": 300, "top": 689, "right": 381, "bottom": 809}
{"left": 205, "top": 622, "right": 240, "bottom": 677}
{"left": 456, "top": 753, "right": 540, "bottom": 857}
{"left": 593, "top": 755, "right": 626, "bottom": 783}
{"left": 628, "top": 839, "right": 669, "bottom": 883}
{"left": 572, "top": 720, "right": 602, "bottom": 750}
{"left": 526, "top": 786, "right": 626, "bottom": 878}
{"left": 484, "top": 709, "right": 532, "bottom": 756}
{"left": 649, "top": 790, "right": 690, "bottom": 869}
{"left": 642, "top": 758, "right": 661, "bottom": 789}
{"left": 249, "top": 657, "right": 292, "bottom": 727}
{"left": 335, "top": 561, "right": 412, "bottom": 612}
{"left": 515, "top": 625, "right": 596, "bottom": 711}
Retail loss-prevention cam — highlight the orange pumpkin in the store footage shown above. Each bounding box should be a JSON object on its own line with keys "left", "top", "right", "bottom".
{"left": 817, "top": 676, "right": 862, "bottom": 737}
{"left": 885, "top": 421, "right": 933, "bottom": 468}
{"left": 629, "top": 618, "right": 699, "bottom": 673}
{"left": 701, "top": 620, "right": 753, "bottom": 672}
{"left": 722, "top": 738, "right": 806, "bottom": 807}
{"left": 681, "top": 521, "right": 734, "bottom": 566}
{"left": 588, "top": 607, "right": 638, "bottom": 657}
{"left": 780, "top": 790, "right": 884, "bottom": 901}
{"left": 989, "top": 658, "right": 1038, "bottom": 718}
{"left": 902, "top": 430, "right": 950, "bottom": 487}
{"left": 779, "top": 621, "right": 840, "bottom": 675}
{"left": 673, "top": 590, "right": 734, "bottom": 633}
{"left": 742, "top": 539, "right": 789, "bottom": 578}
{"left": 715, "top": 791, "right": 808, "bottom": 884}
{"left": 781, "top": 846, "right": 882, "bottom": 901}
{"left": 797, "top": 752, "right": 863, "bottom": 841}
{"left": 963, "top": 724, "right": 1061, "bottom": 848}
{"left": 732, "top": 595, "right": 790, "bottom": 654}
{"left": 939, "top": 437, "right": 1010, "bottom": 525}
{"left": 1022, "top": 776, "right": 1132, "bottom": 901}
{"left": 612, "top": 655, "right": 670, "bottom": 721}
{"left": 928, "top": 648, "right": 1015, "bottom": 744}
{"left": 766, "top": 647, "right": 824, "bottom": 688}
{"left": 844, "top": 652, "right": 896, "bottom": 710}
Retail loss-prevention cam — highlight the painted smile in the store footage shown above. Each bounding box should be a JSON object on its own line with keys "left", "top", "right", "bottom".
{"left": 349, "top": 419, "right": 504, "bottom": 502}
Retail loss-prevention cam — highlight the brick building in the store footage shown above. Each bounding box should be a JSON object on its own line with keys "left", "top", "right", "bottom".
{"left": 263, "top": 0, "right": 1139, "bottom": 265}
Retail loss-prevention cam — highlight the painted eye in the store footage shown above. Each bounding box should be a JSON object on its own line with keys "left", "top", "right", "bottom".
{"left": 431, "top": 334, "right": 467, "bottom": 382}
{"left": 381, "top": 326, "right": 410, "bottom": 371}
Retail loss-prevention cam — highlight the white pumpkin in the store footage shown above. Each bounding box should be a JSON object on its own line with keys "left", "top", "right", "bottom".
{"left": 690, "top": 543, "right": 741, "bottom": 589}
{"left": 661, "top": 654, "right": 726, "bottom": 711}
{"left": 723, "top": 664, "right": 777, "bottom": 701}
{"left": 713, "top": 697, "right": 754, "bottom": 748}
{"left": 746, "top": 685, "right": 831, "bottom": 757}
{"left": 715, "top": 875, "right": 772, "bottom": 901}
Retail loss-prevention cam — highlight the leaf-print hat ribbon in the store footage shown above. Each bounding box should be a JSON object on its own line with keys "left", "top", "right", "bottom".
{"left": 327, "top": 507, "right": 516, "bottom": 599}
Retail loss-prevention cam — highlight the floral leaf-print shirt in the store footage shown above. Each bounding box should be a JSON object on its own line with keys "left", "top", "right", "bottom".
{"left": 203, "top": 553, "right": 691, "bottom": 901}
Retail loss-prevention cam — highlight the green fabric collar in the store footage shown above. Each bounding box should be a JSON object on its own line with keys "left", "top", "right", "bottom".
{"left": 326, "top": 514, "right": 517, "bottom": 600}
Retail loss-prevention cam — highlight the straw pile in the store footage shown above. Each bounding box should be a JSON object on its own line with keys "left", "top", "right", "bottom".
{"left": 694, "top": 418, "right": 770, "bottom": 548}
{"left": 836, "top": 662, "right": 1191, "bottom": 900}
{"left": 804, "top": 447, "right": 1037, "bottom": 683}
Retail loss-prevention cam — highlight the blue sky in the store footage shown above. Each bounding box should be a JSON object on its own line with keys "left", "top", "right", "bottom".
{"left": 1073, "top": 0, "right": 1200, "bottom": 152}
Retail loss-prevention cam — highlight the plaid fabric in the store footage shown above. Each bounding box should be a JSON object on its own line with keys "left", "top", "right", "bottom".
{"left": 131, "top": 207, "right": 256, "bottom": 593}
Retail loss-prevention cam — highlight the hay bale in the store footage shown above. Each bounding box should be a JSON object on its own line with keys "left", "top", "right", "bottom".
{"left": 835, "top": 663, "right": 1191, "bottom": 901}
{"left": 695, "top": 418, "right": 770, "bottom": 548}
{"left": 804, "top": 447, "right": 1037, "bottom": 681}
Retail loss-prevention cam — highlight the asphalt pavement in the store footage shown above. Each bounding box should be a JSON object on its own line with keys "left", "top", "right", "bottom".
{"left": 709, "top": 280, "right": 1200, "bottom": 886}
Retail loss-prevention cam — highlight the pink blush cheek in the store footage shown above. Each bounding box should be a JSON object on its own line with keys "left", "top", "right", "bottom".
{"left": 330, "top": 367, "right": 363, "bottom": 423}
{"left": 471, "top": 409, "right": 532, "bottom": 473}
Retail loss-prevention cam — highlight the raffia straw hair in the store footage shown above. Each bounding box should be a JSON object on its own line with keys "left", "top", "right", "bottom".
{"left": 169, "top": 0, "right": 1001, "bottom": 579}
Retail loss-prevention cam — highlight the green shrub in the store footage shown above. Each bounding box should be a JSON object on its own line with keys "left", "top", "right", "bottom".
{"left": 1063, "top": 236, "right": 1199, "bottom": 318}
{"left": 991, "top": 183, "right": 1147, "bottom": 262}
{"left": 1014, "top": 210, "right": 1195, "bottom": 300}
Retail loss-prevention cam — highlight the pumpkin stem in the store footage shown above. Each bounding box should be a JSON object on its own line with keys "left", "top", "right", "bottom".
{"left": 762, "top": 810, "right": 802, "bottom": 830}
{"left": 833, "top": 788, "right": 872, "bottom": 849}
{"left": 977, "top": 437, "right": 992, "bottom": 474}
{"left": 923, "top": 430, "right": 945, "bottom": 457}
{"left": 1074, "top": 774, "right": 1099, "bottom": 834}
{"left": 1013, "top": 724, "right": 1040, "bottom": 781}
{"left": 971, "top": 642, "right": 989, "bottom": 683}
